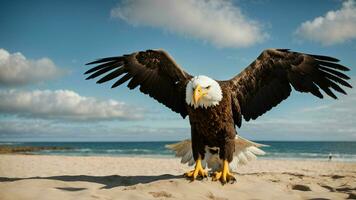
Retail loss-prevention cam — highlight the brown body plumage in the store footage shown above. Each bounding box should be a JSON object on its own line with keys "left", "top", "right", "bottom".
{"left": 187, "top": 82, "right": 236, "bottom": 162}
{"left": 85, "top": 48, "right": 351, "bottom": 183}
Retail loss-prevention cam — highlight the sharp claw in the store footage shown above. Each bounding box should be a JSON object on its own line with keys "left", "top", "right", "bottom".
{"left": 211, "top": 160, "right": 236, "bottom": 184}
{"left": 184, "top": 171, "right": 194, "bottom": 178}
{"left": 227, "top": 175, "right": 236, "bottom": 183}
{"left": 184, "top": 156, "right": 207, "bottom": 181}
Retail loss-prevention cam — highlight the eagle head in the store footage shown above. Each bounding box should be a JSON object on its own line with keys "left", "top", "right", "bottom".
{"left": 185, "top": 75, "right": 222, "bottom": 109}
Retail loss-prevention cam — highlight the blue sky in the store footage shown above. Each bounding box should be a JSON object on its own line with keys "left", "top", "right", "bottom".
{"left": 0, "top": 0, "right": 355, "bottom": 141}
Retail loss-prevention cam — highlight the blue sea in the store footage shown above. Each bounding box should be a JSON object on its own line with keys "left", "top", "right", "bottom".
{"left": 1, "top": 141, "right": 355, "bottom": 162}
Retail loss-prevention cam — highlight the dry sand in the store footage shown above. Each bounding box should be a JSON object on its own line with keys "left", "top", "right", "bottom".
{"left": 0, "top": 155, "right": 355, "bottom": 200}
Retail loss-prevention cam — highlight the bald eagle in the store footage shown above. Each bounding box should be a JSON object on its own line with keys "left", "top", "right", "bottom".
{"left": 85, "top": 49, "right": 351, "bottom": 183}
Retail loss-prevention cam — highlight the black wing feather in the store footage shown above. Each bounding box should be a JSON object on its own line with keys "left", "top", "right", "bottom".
{"left": 318, "top": 60, "right": 350, "bottom": 71}
{"left": 97, "top": 67, "right": 127, "bottom": 83}
{"left": 306, "top": 54, "right": 339, "bottom": 62}
{"left": 86, "top": 64, "right": 118, "bottom": 80}
{"left": 112, "top": 73, "right": 133, "bottom": 88}
{"left": 86, "top": 56, "right": 122, "bottom": 65}
{"left": 84, "top": 60, "right": 121, "bottom": 75}
{"left": 318, "top": 66, "right": 350, "bottom": 79}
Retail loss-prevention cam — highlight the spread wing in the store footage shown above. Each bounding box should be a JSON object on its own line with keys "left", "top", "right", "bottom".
{"left": 229, "top": 49, "right": 352, "bottom": 124}
{"left": 85, "top": 49, "right": 193, "bottom": 118}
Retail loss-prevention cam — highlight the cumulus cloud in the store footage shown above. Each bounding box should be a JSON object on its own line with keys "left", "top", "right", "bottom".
{"left": 0, "top": 119, "right": 114, "bottom": 141}
{"left": 0, "top": 48, "right": 64, "bottom": 87}
{"left": 295, "top": 0, "right": 356, "bottom": 45}
{"left": 111, "top": 0, "right": 267, "bottom": 48}
{"left": 0, "top": 89, "right": 144, "bottom": 121}
{"left": 0, "top": 120, "right": 189, "bottom": 141}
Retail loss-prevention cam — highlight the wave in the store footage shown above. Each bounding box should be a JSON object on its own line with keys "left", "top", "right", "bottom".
{"left": 39, "top": 148, "right": 162, "bottom": 154}
{"left": 262, "top": 152, "right": 356, "bottom": 162}
{"left": 0, "top": 142, "right": 23, "bottom": 145}
{"left": 104, "top": 149, "right": 154, "bottom": 153}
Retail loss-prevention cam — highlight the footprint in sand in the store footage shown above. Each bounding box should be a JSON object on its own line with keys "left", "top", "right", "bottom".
{"left": 347, "top": 193, "right": 356, "bottom": 199}
{"left": 291, "top": 184, "right": 312, "bottom": 191}
{"left": 319, "top": 185, "right": 335, "bottom": 192}
{"left": 206, "top": 192, "right": 228, "bottom": 200}
{"left": 55, "top": 187, "right": 87, "bottom": 192}
{"left": 149, "top": 191, "right": 173, "bottom": 198}
{"left": 319, "top": 185, "right": 356, "bottom": 200}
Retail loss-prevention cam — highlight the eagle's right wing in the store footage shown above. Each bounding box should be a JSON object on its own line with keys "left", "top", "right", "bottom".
{"left": 85, "top": 49, "right": 193, "bottom": 118}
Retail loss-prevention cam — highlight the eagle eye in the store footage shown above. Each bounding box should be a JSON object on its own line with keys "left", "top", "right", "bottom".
{"left": 206, "top": 85, "right": 211, "bottom": 89}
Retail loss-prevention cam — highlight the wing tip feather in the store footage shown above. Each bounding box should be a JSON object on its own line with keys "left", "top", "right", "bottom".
{"left": 308, "top": 54, "right": 340, "bottom": 62}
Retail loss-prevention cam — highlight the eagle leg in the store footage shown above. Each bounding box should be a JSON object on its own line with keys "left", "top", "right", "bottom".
{"left": 184, "top": 155, "right": 207, "bottom": 181}
{"left": 212, "top": 160, "right": 236, "bottom": 184}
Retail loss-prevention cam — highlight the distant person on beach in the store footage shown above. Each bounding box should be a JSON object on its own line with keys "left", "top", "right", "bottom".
{"left": 328, "top": 153, "right": 332, "bottom": 161}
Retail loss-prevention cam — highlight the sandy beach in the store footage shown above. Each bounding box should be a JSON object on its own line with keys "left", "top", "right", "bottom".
{"left": 0, "top": 155, "right": 355, "bottom": 200}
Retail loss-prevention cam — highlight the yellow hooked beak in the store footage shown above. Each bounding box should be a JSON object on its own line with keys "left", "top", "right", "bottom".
{"left": 193, "top": 85, "right": 208, "bottom": 105}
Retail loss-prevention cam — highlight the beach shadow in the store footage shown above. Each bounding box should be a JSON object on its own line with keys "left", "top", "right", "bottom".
{"left": 0, "top": 174, "right": 183, "bottom": 189}
{"left": 55, "top": 187, "right": 87, "bottom": 191}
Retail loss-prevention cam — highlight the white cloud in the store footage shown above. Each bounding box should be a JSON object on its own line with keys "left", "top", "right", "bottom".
{"left": 295, "top": 0, "right": 356, "bottom": 45}
{"left": 0, "top": 48, "right": 64, "bottom": 87}
{"left": 0, "top": 89, "right": 144, "bottom": 121}
{"left": 111, "top": 0, "right": 267, "bottom": 48}
{"left": 0, "top": 120, "right": 189, "bottom": 141}
{"left": 0, "top": 120, "right": 60, "bottom": 136}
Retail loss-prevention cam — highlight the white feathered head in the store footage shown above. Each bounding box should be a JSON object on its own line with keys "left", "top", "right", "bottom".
{"left": 185, "top": 75, "right": 222, "bottom": 109}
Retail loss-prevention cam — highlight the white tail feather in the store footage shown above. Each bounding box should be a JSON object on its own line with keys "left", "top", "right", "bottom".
{"left": 245, "top": 150, "right": 256, "bottom": 161}
{"left": 165, "top": 140, "right": 193, "bottom": 165}
{"left": 166, "top": 136, "right": 267, "bottom": 171}
{"left": 238, "top": 152, "right": 248, "bottom": 165}
{"left": 181, "top": 149, "right": 192, "bottom": 163}
{"left": 247, "top": 146, "right": 266, "bottom": 155}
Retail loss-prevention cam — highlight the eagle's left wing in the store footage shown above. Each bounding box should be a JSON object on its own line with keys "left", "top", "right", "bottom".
{"left": 228, "top": 49, "right": 352, "bottom": 126}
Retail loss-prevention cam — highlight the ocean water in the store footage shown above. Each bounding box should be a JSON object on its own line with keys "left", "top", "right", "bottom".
{"left": 1, "top": 141, "right": 355, "bottom": 162}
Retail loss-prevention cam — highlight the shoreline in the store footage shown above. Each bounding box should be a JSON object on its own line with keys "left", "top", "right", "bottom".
{"left": 1, "top": 152, "right": 355, "bottom": 164}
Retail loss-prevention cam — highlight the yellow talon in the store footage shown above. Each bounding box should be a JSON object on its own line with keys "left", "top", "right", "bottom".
{"left": 184, "top": 155, "right": 207, "bottom": 181}
{"left": 212, "top": 171, "right": 222, "bottom": 181}
{"left": 211, "top": 160, "right": 236, "bottom": 184}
